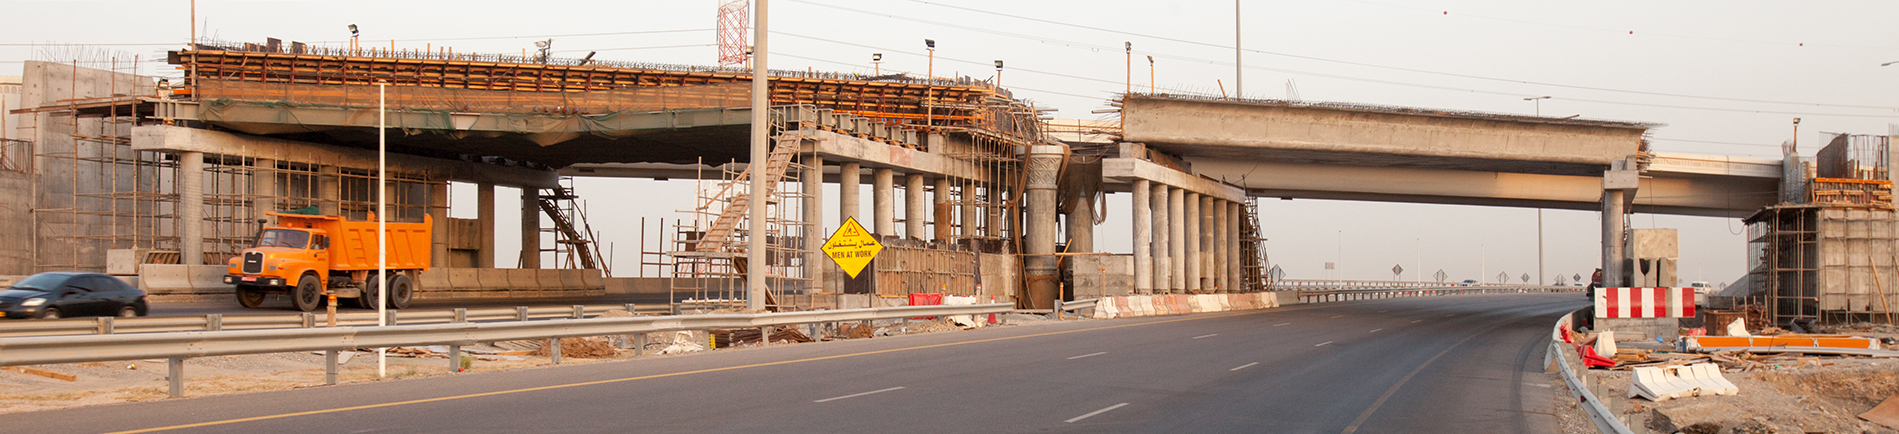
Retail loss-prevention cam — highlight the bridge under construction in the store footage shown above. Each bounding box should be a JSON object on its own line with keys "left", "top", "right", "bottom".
{"left": 2, "top": 35, "right": 1893, "bottom": 325}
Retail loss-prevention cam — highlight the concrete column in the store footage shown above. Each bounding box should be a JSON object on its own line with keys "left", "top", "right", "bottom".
{"left": 959, "top": 184, "right": 978, "bottom": 239}
{"left": 179, "top": 152, "right": 205, "bottom": 265}
{"left": 1132, "top": 180, "right": 1152, "bottom": 294}
{"left": 803, "top": 155, "right": 824, "bottom": 293}
{"left": 1025, "top": 145, "right": 1066, "bottom": 309}
{"left": 1184, "top": 192, "right": 1201, "bottom": 292}
{"left": 430, "top": 182, "right": 449, "bottom": 268}
{"left": 1213, "top": 199, "right": 1227, "bottom": 292}
{"left": 1201, "top": 195, "right": 1216, "bottom": 292}
{"left": 933, "top": 177, "right": 952, "bottom": 241}
{"left": 905, "top": 174, "right": 926, "bottom": 240}
{"left": 1067, "top": 188, "right": 1094, "bottom": 253}
{"left": 1150, "top": 183, "right": 1171, "bottom": 293}
{"left": 317, "top": 165, "right": 341, "bottom": 216}
{"left": 839, "top": 162, "right": 860, "bottom": 223}
{"left": 1229, "top": 201, "right": 1243, "bottom": 291}
{"left": 1603, "top": 190, "right": 1626, "bottom": 288}
{"left": 477, "top": 182, "right": 495, "bottom": 268}
{"left": 986, "top": 185, "right": 1004, "bottom": 238}
{"left": 1169, "top": 187, "right": 1186, "bottom": 293}
{"left": 872, "top": 168, "right": 895, "bottom": 237}
{"left": 253, "top": 159, "right": 277, "bottom": 223}
{"left": 520, "top": 188, "right": 540, "bottom": 269}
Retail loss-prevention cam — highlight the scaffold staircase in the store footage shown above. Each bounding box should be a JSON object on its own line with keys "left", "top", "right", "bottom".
{"left": 1240, "top": 201, "right": 1270, "bottom": 291}
{"left": 538, "top": 177, "right": 609, "bottom": 272}
{"left": 693, "top": 132, "right": 803, "bottom": 253}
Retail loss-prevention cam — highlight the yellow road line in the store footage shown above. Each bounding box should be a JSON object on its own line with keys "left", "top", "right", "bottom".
{"left": 111, "top": 307, "right": 1303, "bottom": 434}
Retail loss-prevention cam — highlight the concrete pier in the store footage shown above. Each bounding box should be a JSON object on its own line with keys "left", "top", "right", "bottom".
{"left": 1184, "top": 192, "right": 1201, "bottom": 292}
{"left": 1132, "top": 179, "right": 1152, "bottom": 294}
{"left": 1151, "top": 183, "right": 1171, "bottom": 293}
{"left": 905, "top": 173, "right": 926, "bottom": 240}
{"left": 873, "top": 168, "right": 895, "bottom": 237}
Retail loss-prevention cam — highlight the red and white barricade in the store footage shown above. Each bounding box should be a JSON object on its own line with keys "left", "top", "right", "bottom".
{"left": 1595, "top": 287, "right": 1695, "bottom": 318}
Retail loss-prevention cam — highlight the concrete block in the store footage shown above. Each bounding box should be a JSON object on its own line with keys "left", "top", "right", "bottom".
{"left": 107, "top": 249, "right": 152, "bottom": 275}
{"left": 1630, "top": 228, "right": 1679, "bottom": 259}
{"left": 1604, "top": 169, "right": 1639, "bottom": 190}
{"left": 477, "top": 269, "right": 511, "bottom": 291}
{"left": 448, "top": 268, "right": 483, "bottom": 290}
{"left": 415, "top": 269, "right": 451, "bottom": 292}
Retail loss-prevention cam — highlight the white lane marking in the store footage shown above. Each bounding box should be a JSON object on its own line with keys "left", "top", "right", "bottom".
{"left": 1192, "top": 334, "right": 1218, "bottom": 339}
{"left": 1273, "top": 322, "right": 1291, "bottom": 327}
{"left": 1315, "top": 341, "right": 1333, "bottom": 347}
{"left": 814, "top": 386, "right": 905, "bottom": 403}
{"left": 1410, "top": 320, "right": 1422, "bottom": 324}
{"left": 1525, "top": 382, "right": 1552, "bottom": 388}
{"left": 1330, "top": 315, "right": 1344, "bottom": 318}
{"left": 1065, "top": 403, "right": 1131, "bottom": 423}
{"left": 1067, "top": 352, "right": 1107, "bottom": 360}
{"left": 1230, "top": 362, "right": 1260, "bottom": 371}
{"left": 1369, "top": 328, "right": 1383, "bottom": 333}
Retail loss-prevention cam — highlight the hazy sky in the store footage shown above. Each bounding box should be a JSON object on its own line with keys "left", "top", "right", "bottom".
{"left": 6, "top": 1, "right": 1898, "bottom": 285}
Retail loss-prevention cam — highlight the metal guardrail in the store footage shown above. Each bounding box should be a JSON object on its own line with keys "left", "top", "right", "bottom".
{"left": 0, "top": 304, "right": 675, "bottom": 338}
{"left": 1293, "top": 286, "right": 1579, "bottom": 303}
{"left": 0, "top": 303, "right": 1014, "bottom": 367}
{"left": 1549, "top": 309, "right": 1636, "bottom": 434}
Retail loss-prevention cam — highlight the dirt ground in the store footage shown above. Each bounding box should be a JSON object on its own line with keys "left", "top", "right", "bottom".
{"left": 1553, "top": 324, "right": 1899, "bottom": 434}
{"left": 0, "top": 315, "right": 1045, "bottom": 414}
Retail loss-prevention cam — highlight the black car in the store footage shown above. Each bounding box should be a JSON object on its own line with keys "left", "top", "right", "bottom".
{"left": 0, "top": 272, "right": 149, "bottom": 319}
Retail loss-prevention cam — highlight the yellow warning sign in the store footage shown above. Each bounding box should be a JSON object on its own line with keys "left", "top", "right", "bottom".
{"left": 821, "top": 217, "right": 883, "bottom": 279}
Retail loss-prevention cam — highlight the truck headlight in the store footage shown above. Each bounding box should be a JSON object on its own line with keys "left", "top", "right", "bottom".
{"left": 20, "top": 298, "right": 46, "bottom": 307}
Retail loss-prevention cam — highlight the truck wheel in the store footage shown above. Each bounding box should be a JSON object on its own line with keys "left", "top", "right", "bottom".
{"left": 291, "top": 274, "right": 323, "bottom": 312}
{"left": 235, "top": 285, "right": 266, "bottom": 309}
{"left": 388, "top": 274, "right": 414, "bottom": 309}
{"left": 357, "top": 276, "right": 381, "bottom": 309}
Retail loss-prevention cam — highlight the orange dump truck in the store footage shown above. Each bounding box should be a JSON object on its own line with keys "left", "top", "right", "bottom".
{"left": 224, "top": 212, "right": 432, "bottom": 311}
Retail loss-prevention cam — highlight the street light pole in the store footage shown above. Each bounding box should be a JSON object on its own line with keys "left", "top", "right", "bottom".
{"left": 1523, "top": 96, "right": 1550, "bottom": 116}
{"left": 745, "top": 0, "right": 770, "bottom": 311}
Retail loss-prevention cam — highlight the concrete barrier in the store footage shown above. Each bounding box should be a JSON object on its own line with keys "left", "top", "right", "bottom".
{"left": 1082, "top": 292, "right": 1284, "bottom": 319}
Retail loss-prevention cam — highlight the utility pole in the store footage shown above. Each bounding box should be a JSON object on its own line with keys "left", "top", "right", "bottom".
{"left": 1234, "top": 0, "right": 1242, "bottom": 98}
{"left": 746, "top": 0, "right": 770, "bottom": 311}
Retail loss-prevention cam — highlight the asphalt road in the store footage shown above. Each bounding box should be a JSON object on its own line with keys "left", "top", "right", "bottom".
{"left": 1, "top": 293, "right": 1586, "bottom": 433}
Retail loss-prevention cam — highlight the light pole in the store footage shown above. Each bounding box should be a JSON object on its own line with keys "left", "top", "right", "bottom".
{"left": 1124, "top": 42, "right": 1132, "bottom": 96}
{"left": 1234, "top": 0, "right": 1242, "bottom": 98}
{"left": 924, "top": 39, "right": 935, "bottom": 129}
{"left": 745, "top": 0, "right": 771, "bottom": 311}
{"left": 376, "top": 81, "right": 387, "bottom": 378}
{"left": 1147, "top": 55, "right": 1156, "bottom": 93}
{"left": 994, "top": 60, "right": 1003, "bottom": 86}
{"left": 872, "top": 52, "right": 881, "bottom": 75}
{"left": 1523, "top": 96, "right": 1550, "bottom": 116}
{"left": 1335, "top": 230, "right": 1342, "bottom": 280}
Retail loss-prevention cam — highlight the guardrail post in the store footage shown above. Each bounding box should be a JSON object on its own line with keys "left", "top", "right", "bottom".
{"left": 624, "top": 303, "right": 637, "bottom": 314}
{"left": 759, "top": 326, "right": 771, "bottom": 347}
{"left": 572, "top": 305, "right": 585, "bottom": 319}
{"left": 548, "top": 338, "right": 561, "bottom": 364}
{"left": 324, "top": 350, "right": 338, "bottom": 385}
{"left": 167, "top": 358, "right": 184, "bottom": 397}
{"left": 302, "top": 312, "right": 315, "bottom": 328}
{"left": 385, "top": 310, "right": 398, "bottom": 326}
{"left": 516, "top": 306, "right": 529, "bottom": 321}
{"left": 633, "top": 333, "right": 647, "bottom": 356}
{"left": 449, "top": 308, "right": 466, "bottom": 373}
{"left": 205, "top": 314, "right": 223, "bottom": 332}
{"left": 96, "top": 317, "right": 112, "bottom": 335}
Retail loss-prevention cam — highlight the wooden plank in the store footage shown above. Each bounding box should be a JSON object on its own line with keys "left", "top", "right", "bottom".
{"left": 3, "top": 366, "right": 77, "bottom": 381}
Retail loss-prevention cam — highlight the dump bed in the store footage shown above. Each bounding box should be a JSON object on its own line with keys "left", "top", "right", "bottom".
{"left": 272, "top": 213, "right": 432, "bottom": 271}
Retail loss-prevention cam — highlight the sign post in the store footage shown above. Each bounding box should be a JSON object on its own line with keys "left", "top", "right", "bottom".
{"left": 821, "top": 217, "right": 884, "bottom": 279}
{"left": 1432, "top": 270, "right": 1447, "bottom": 282}
{"left": 1391, "top": 264, "right": 1404, "bottom": 280}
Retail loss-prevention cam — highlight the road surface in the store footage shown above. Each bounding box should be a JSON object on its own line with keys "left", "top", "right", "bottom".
{"left": 0, "top": 293, "right": 1585, "bottom": 433}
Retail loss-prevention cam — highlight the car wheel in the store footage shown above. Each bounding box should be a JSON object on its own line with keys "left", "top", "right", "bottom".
{"left": 118, "top": 305, "right": 138, "bottom": 318}
{"left": 291, "top": 274, "right": 323, "bottom": 312}
{"left": 235, "top": 285, "right": 266, "bottom": 309}
{"left": 40, "top": 307, "right": 60, "bottom": 320}
{"left": 388, "top": 274, "right": 414, "bottom": 310}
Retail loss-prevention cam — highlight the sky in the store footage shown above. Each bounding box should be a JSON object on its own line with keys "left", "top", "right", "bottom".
{"left": 5, "top": 0, "right": 1899, "bottom": 285}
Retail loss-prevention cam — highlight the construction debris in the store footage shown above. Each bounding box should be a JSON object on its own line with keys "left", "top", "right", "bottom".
{"left": 531, "top": 337, "right": 619, "bottom": 359}
{"left": 3, "top": 366, "right": 76, "bottom": 381}
{"left": 711, "top": 326, "right": 813, "bottom": 347}
{"left": 1862, "top": 395, "right": 1899, "bottom": 430}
